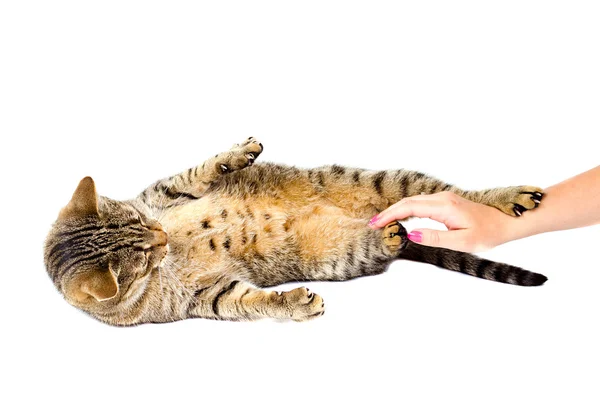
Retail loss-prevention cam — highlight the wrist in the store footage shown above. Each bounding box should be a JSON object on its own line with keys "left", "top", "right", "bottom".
{"left": 498, "top": 212, "right": 539, "bottom": 245}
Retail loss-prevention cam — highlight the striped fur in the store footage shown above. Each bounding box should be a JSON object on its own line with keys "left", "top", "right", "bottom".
{"left": 399, "top": 242, "right": 547, "bottom": 286}
{"left": 44, "top": 138, "right": 547, "bottom": 326}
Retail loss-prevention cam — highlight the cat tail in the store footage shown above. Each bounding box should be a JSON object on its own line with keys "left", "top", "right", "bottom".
{"left": 398, "top": 241, "right": 548, "bottom": 286}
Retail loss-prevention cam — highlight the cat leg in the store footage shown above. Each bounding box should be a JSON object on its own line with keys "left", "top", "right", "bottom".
{"left": 456, "top": 187, "right": 543, "bottom": 217}
{"left": 138, "top": 137, "right": 263, "bottom": 208}
{"left": 186, "top": 279, "right": 325, "bottom": 322}
{"left": 307, "top": 166, "right": 544, "bottom": 218}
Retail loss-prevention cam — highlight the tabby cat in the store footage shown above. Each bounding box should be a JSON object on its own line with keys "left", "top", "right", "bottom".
{"left": 44, "top": 138, "right": 547, "bottom": 326}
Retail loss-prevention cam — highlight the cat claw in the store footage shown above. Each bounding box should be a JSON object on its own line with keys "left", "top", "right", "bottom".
{"left": 513, "top": 204, "right": 525, "bottom": 216}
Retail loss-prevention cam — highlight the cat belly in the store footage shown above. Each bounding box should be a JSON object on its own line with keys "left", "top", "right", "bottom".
{"left": 159, "top": 196, "right": 294, "bottom": 269}
{"left": 158, "top": 195, "right": 370, "bottom": 286}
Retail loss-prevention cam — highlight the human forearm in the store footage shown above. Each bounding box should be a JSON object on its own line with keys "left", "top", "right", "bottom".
{"left": 502, "top": 166, "right": 600, "bottom": 242}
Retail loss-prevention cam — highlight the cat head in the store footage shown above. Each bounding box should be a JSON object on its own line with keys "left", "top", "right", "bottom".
{"left": 44, "top": 177, "right": 168, "bottom": 313}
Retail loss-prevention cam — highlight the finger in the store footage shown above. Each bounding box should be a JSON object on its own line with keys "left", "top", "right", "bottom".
{"left": 369, "top": 200, "right": 454, "bottom": 229}
{"left": 369, "top": 193, "right": 459, "bottom": 229}
{"left": 407, "top": 228, "right": 475, "bottom": 252}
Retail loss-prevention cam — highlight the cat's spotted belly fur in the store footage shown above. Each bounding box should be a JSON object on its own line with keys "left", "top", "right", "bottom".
{"left": 161, "top": 196, "right": 297, "bottom": 281}
{"left": 160, "top": 194, "right": 372, "bottom": 287}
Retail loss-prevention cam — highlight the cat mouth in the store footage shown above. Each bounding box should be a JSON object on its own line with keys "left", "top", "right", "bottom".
{"left": 153, "top": 244, "right": 170, "bottom": 269}
{"left": 148, "top": 229, "right": 169, "bottom": 269}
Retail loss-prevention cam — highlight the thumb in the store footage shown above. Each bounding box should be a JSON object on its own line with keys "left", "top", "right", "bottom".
{"left": 407, "top": 228, "right": 472, "bottom": 252}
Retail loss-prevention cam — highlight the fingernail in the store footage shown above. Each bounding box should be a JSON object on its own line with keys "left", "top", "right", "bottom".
{"left": 407, "top": 231, "right": 422, "bottom": 243}
{"left": 368, "top": 215, "right": 379, "bottom": 226}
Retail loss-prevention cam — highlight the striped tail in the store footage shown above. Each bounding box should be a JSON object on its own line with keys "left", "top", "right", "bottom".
{"left": 398, "top": 242, "right": 548, "bottom": 286}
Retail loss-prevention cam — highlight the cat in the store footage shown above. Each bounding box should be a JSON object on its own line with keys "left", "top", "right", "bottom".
{"left": 44, "top": 137, "right": 547, "bottom": 326}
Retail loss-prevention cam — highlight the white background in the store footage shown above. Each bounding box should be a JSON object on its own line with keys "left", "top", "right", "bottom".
{"left": 1, "top": 1, "right": 599, "bottom": 395}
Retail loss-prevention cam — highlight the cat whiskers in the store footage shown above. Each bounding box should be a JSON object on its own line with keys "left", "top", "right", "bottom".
{"left": 155, "top": 191, "right": 191, "bottom": 222}
{"left": 160, "top": 257, "right": 195, "bottom": 301}
{"left": 150, "top": 192, "right": 189, "bottom": 226}
{"left": 157, "top": 266, "right": 164, "bottom": 298}
{"left": 152, "top": 193, "right": 169, "bottom": 223}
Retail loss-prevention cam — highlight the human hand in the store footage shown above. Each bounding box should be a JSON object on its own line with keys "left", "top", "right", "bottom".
{"left": 368, "top": 191, "right": 516, "bottom": 253}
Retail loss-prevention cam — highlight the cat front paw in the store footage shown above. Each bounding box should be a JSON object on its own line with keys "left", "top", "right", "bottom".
{"left": 278, "top": 287, "right": 325, "bottom": 322}
{"left": 490, "top": 186, "right": 544, "bottom": 217}
{"left": 217, "top": 137, "right": 264, "bottom": 174}
{"left": 231, "top": 137, "right": 263, "bottom": 164}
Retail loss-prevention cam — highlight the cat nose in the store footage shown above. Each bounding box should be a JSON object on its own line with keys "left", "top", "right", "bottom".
{"left": 146, "top": 221, "right": 164, "bottom": 232}
{"left": 151, "top": 230, "right": 168, "bottom": 247}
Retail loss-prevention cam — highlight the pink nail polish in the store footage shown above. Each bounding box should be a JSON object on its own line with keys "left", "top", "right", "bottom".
{"left": 408, "top": 231, "right": 422, "bottom": 243}
{"left": 368, "top": 215, "right": 379, "bottom": 225}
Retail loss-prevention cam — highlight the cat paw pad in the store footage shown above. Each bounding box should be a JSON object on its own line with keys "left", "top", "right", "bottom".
{"left": 233, "top": 137, "right": 263, "bottom": 157}
{"left": 382, "top": 220, "right": 407, "bottom": 253}
{"left": 217, "top": 138, "right": 264, "bottom": 174}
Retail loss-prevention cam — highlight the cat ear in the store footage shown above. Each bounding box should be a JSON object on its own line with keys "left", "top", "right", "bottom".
{"left": 68, "top": 268, "right": 119, "bottom": 303}
{"left": 59, "top": 176, "right": 99, "bottom": 220}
